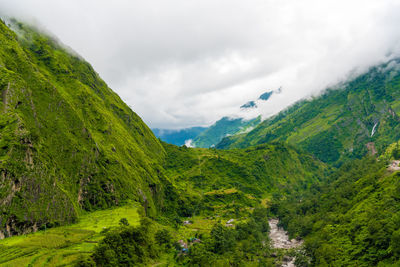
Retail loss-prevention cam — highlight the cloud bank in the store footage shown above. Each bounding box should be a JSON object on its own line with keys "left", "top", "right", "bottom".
{"left": 1, "top": 0, "right": 400, "bottom": 128}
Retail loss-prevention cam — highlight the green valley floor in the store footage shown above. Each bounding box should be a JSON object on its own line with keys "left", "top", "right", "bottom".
{"left": 0, "top": 205, "right": 140, "bottom": 266}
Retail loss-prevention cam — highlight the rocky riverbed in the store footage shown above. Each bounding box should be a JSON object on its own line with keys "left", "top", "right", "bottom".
{"left": 269, "top": 219, "right": 303, "bottom": 266}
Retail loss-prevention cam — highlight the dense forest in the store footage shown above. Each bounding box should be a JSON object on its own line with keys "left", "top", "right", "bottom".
{"left": 271, "top": 147, "right": 400, "bottom": 266}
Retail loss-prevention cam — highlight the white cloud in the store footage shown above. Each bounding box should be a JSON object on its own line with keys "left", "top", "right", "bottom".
{"left": 184, "top": 139, "right": 195, "bottom": 148}
{"left": 1, "top": 0, "right": 400, "bottom": 128}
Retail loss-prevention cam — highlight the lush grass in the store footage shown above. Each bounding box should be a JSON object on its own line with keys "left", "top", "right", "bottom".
{"left": 204, "top": 188, "right": 239, "bottom": 195}
{"left": 0, "top": 205, "right": 139, "bottom": 267}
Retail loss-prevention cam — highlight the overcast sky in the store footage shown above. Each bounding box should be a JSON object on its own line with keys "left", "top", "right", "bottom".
{"left": 1, "top": 0, "right": 400, "bottom": 128}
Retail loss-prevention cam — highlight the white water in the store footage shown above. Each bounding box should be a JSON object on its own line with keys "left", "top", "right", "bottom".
{"left": 371, "top": 122, "right": 378, "bottom": 137}
{"left": 269, "top": 219, "right": 303, "bottom": 267}
{"left": 184, "top": 139, "right": 195, "bottom": 147}
{"left": 269, "top": 219, "right": 303, "bottom": 249}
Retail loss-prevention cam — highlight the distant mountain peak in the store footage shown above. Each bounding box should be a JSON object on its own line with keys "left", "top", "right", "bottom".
{"left": 240, "top": 90, "right": 276, "bottom": 110}
{"left": 259, "top": 91, "right": 273, "bottom": 101}
{"left": 240, "top": 100, "right": 257, "bottom": 109}
{"left": 157, "top": 88, "right": 280, "bottom": 146}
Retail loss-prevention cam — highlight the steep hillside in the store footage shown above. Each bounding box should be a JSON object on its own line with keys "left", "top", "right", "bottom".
{"left": 273, "top": 145, "right": 400, "bottom": 266}
{"left": 218, "top": 60, "right": 400, "bottom": 164}
{"left": 0, "top": 20, "right": 170, "bottom": 237}
{"left": 163, "top": 142, "right": 327, "bottom": 204}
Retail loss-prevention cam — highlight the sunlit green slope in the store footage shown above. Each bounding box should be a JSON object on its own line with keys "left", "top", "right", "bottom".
{"left": 0, "top": 205, "right": 140, "bottom": 266}
{"left": 0, "top": 19, "right": 169, "bottom": 237}
{"left": 163, "top": 142, "right": 327, "bottom": 203}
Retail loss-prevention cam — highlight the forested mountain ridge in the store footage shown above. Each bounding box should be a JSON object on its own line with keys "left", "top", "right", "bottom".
{"left": 0, "top": 19, "right": 171, "bottom": 237}
{"left": 189, "top": 90, "right": 277, "bottom": 148}
{"left": 163, "top": 142, "right": 327, "bottom": 200}
{"left": 218, "top": 60, "right": 400, "bottom": 164}
{"left": 272, "top": 142, "right": 400, "bottom": 266}
{"left": 0, "top": 19, "right": 332, "bottom": 266}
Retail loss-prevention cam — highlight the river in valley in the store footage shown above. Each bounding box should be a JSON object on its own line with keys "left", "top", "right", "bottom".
{"left": 268, "top": 219, "right": 303, "bottom": 267}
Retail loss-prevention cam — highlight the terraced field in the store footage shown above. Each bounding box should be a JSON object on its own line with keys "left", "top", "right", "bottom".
{"left": 0, "top": 205, "right": 140, "bottom": 267}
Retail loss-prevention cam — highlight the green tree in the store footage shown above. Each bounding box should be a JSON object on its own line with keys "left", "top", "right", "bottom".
{"left": 119, "top": 218, "right": 129, "bottom": 226}
{"left": 189, "top": 243, "right": 216, "bottom": 266}
{"left": 210, "top": 224, "right": 236, "bottom": 254}
{"left": 391, "top": 229, "right": 400, "bottom": 258}
{"left": 155, "top": 229, "right": 172, "bottom": 248}
{"left": 92, "top": 220, "right": 158, "bottom": 266}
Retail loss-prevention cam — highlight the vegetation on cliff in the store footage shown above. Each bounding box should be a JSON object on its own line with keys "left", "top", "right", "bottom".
{"left": 0, "top": 19, "right": 172, "bottom": 237}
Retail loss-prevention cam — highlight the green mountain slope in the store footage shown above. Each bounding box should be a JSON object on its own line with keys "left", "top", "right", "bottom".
{"left": 192, "top": 116, "right": 261, "bottom": 148}
{"left": 273, "top": 144, "right": 400, "bottom": 266}
{"left": 218, "top": 61, "right": 400, "bottom": 164}
{"left": 0, "top": 20, "right": 170, "bottom": 237}
{"left": 152, "top": 117, "right": 260, "bottom": 148}
{"left": 163, "top": 142, "right": 327, "bottom": 204}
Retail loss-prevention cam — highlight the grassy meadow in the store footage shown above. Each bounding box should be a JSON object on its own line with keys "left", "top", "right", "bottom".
{"left": 0, "top": 205, "right": 140, "bottom": 267}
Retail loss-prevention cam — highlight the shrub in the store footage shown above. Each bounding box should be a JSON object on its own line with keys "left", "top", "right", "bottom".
{"left": 155, "top": 229, "right": 172, "bottom": 249}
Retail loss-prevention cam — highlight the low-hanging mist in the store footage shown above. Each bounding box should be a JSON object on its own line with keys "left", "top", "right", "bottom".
{"left": 2, "top": 0, "right": 400, "bottom": 128}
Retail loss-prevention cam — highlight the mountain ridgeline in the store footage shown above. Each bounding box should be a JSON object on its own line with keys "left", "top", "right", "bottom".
{"left": 153, "top": 90, "right": 275, "bottom": 148}
{"left": 218, "top": 60, "right": 400, "bottom": 165}
{"left": 190, "top": 116, "right": 261, "bottom": 148}
{"left": 152, "top": 127, "right": 207, "bottom": 147}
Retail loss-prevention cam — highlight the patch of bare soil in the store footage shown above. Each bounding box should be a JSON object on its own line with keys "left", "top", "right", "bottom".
{"left": 366, "top": 142, "right": 377, "bottom": 156}
{"left": 388, "top": 160, "right": 400, "bottom": 171}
